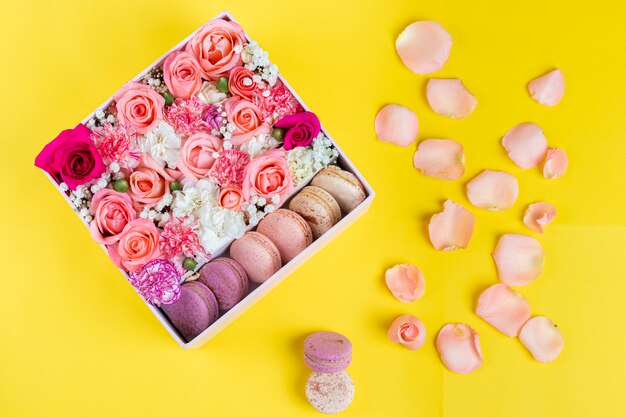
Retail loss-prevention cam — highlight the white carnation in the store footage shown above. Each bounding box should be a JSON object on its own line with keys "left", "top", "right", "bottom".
{"left": 171, "top": 179, "right": 219, "bottom": 218}
{"left": 140, "top": 121, "right": 181, "bottom": 169}
{"left": 198, "top": 205, "right": 246, "bottom": 253}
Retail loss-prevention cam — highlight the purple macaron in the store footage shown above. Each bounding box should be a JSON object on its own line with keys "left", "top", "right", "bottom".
{"left": 162, "top": 281, "right": 219, "bottom": 342}
{"left": 198, "top": 257, "right": 249, "bottom": 311}
{"left": 304, "top": 331, "right": 352, "bottom": 373}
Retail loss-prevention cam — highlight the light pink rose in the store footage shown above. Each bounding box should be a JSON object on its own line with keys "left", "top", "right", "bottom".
{"left": 224, "top": 96, "right": 269, "bottom": 146}
{"left": 128, "top": 154, "right": 175, "bottom": 209}
{"left": 388, "top": 314, "right": 427, "bottom": 350}
{"left": 228, "top": 66, "right": 257, "bottom": 100}
{"left": 242, "top": 149, "right": 292, "bottom": 203}
{"left": 178, "top": 132, "right": 222, "bottom": 181}
{"left": 114, "top": 81, "right": 165, "bottom": 134}
{"left": 218, "top": 185, "right": 244, "bottom": 211}
{"left": 108, "top": 218, "right": 161, "bottom": 272}
{"left": 90, "top": 189, "right": 136, "bottom": 245}
{"left": 163, "top": 51, "right": 203, "bottom": 100}
{"left": 185, "top": 19, "right": 246, "bottom": 80}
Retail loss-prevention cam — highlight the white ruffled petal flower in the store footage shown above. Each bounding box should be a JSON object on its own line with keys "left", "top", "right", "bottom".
{"left": 140, "top": 121, "right": 181, "bottom": 169}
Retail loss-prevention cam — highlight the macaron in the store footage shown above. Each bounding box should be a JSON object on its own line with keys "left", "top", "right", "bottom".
{"left": 230, "top": 231, "right": 282, "bottom": 283}
{"left": 311, "top": 165, "right": 366, "bottom": 215}
{"left": 198, "top": 257, "right": 249, "bottom": 311}
{"left": 304, "top": 331, "right": 352, "bottom": 373}
{"left": 288, "top": 186, "right": 341, "bottom": 239}
{"left": 305, "top": 371, "right": 355, "bottom": 414}
{"left": 162, "top": 281, "right": 219, "bottom": 342}
{"left": 257, "top": 209, "right": 313, "bottom": 264}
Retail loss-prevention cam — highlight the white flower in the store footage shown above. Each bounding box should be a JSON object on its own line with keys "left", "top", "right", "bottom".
{"left": 239, "top": 133, "right": 280, "bottom": 158}
{"left": 287, "top": 146, "right": 316, "bottom": 184}
{"left": 198, "top": 205, "right": 246, "bottom": 253}
{"left": 59, "top": 183, "right": 69, "bottom": 192}
{"left": 271, "top": 195, "right": 281, "bottom": 205}
{"left": 140, "top": 121, "right": 181, "bottom": 168}
{"left": 197, "top": 81, "right": 227, "bottom": 104}
{"left": 109, "top": 162, "right": 120, "bottom": 173}
{"left": 171, "top": 179, "right": 219, "bottom": 218}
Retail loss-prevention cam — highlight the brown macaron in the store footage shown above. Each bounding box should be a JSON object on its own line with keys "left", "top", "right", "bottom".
{"left": 311, "top": 165, "right": 366, "bottom": 215}
{"left": 288, "top": 186, "right": 341, "bottom": 239}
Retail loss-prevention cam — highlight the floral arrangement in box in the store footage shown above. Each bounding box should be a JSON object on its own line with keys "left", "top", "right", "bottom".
{"left": 35, "top": 17, "right": 338, "bottom": 306}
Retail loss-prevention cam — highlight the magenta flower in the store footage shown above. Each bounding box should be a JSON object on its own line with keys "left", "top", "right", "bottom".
{"left": 274, "top": 111, "right": 320, "bottom": 150}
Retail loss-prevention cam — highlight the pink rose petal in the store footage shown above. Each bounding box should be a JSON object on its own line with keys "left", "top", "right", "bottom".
{"left": 524, "top": 202, "right": 557, "bottom": 233}
{"left": 374, "top": 104, "right": 419, "bottom": 147}
{"left": 428, "top": 200, "right": 475, "bottom": 251}
{"left": 426, "top": 79, "right": 477, "bottom": 119}
{"left": 543, "top": 148, "right": 568, "bottom": 179}
{"left": 519, "top": 316, "right": 564, "bottom": 363}
{"left": 436, "top": 323, "right": 484, "bottom": 374}
{"left": 385, "top": 264, "right": 425, "bottom": 303}
{"left": 492, "top": 234, "right": 545, "bottom": 286}
{"left": 476, "top": 283, "right": 531, "bottom": 337}
{"left": 502, "top": 123, "right": 549, "bottom": 169}
{"left": 395, "top": 21, "right": 452, "bottom": 75}
{"left": 388, "top": 314, "right": 427, "bottom": 350}
{"left": 466, "top": 170, "right": 519, "bottom": 210}
{"left": 413, "top": 139, "right": 465, "bottom": 180}
{"left": 528, "top": 69, "right": 565, "bottom": 107}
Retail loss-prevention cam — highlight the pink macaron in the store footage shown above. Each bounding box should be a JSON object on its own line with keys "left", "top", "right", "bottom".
{"left": 230, "top": 231, "right": 282, "bottom": 283}
{"left": 288, "top": 186, "right": 342, "bottom": 239}
{"left": 198, "top": 257, "right": 249, "bottom": 311}
{"left": 257, "top": 209, "right": 313, "bottom": 264}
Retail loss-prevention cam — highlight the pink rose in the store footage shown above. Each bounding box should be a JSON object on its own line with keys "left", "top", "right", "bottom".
{"left": 242, "top": 149, "right": 293, "bottom": 203}
{"left": 274, "top": 111, "right": 321, "bottom": 150}
{"left": 178, "top": 132, "right": 222, "bottom": 181}
{"left": 128, "top": 154, "right": 175, "bottom": 209}
{"left": 228, "top": 66, "right": 257, "bottom": 100}
{"left": 35, "top": 124, "right": 105, "bottom": 190}
{"left": 185, "top": 19, "right": 246, "bottom": 80}
{"left": 90, "top": 189, "right": 137, "bottom": 245}
{"left": 114, "top": 81, "right": 165, "bottom": 134}
{"left": 388, "top": 314, "right": 427, "bottom": 351}
{"left": 163, "top": 51, "right": 203, "bottom": 100}
{"left": 109, "top": 218, "right": 161, "bottom": 272}
{"left": 218, "top": 186, "right": 244, "bottom": 211}
{"left": 224, "top": 96, "right": 269, "bottom": 146}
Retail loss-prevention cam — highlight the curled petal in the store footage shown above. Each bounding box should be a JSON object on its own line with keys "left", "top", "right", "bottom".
{"left": 413, "top": 139, "right": 465, "bottom": 180}
{"left": 519, "top": 316, "right": 564, "bottom": 363}
{"left": 476, "top": 283, "right": 531, "bottom": 337}
{"left": 426, "top": 79, "right": 477, "bottom": 119}
{"left": 524, "top": 202, "right": 557, "bottom": 233}
{"left": 385, "top": 264, "right": 425, "bottom": 302}
{"left": 388, "top": 314, "right": 427, "bottom": 350}
{"left": 466, "top": 170, "right": 519, "bottom": 210}
{"left": 436, "top": 323, "right": 483, "bottom": 374}
{"left": 502, "top": 123, "right": 548, "bottom": 169}
{"left": 395, "top": 21, "right": 452, "bottom": 75}
{"left": 492, "top": 234, "right": 545, "bottom": 286}
{"left": 543, "top": 148, "right": 568, "bottom": 179}
{"left": 428, "top": 200, "right": 475, "bottom": 251}
{"left": 374, "top": 104, "right": 419, "bottom": 147}
{"left": 528, "top": 69, "right": 565, "bottom": 107}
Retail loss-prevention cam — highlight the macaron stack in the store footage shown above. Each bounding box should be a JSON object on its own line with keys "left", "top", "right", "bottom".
{"left": 304, "top": 331, "right": 355, "bottom": 414}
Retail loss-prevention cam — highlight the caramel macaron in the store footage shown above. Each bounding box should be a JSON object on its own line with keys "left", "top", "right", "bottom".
{"left": 257, "top": 209, "right": 313, "bottom": 264}
{"left": 311, "top": 165, "right": 366, "bottom": 215}
{"left": 289, "top": 186, "right": 341, "bottom": 239}
{"left": 230, "top": 231, "right": 282, "bottom": 283}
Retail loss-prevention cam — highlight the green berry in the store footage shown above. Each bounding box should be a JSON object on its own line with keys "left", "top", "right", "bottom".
{"left": 169, "top": 181, "right": 182, "bottom": 192}
{"left": 113, "top": 179, "right": 129, "bottom": 192}
{"left": 217, "top": 77, "right": 229, "bottom": 93}
{"left": 183, "top": 257, "right": 198, "bottom": 271}
{"left": 163, "top": 92, "right": 175, "bottom": 106}
{"left": 272, "top": 128, "right": 285, "bottom": 141}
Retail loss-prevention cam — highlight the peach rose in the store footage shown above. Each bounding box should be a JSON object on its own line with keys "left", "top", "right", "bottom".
{"left": 89, "top": 189, "right": 137, "bottom": 245}
{"left": 242, "top": 149, "right": 292, "bottom": 203}
{"left": 185, "top": 19, "right": 246, "bottom": 80}
{"left": 218, "top": 186, "right": 244, "bottom": 211}
{"left": 163, "top": 51, "right": 204, "bottom": 100}
{"left": 388, "top": 314, "right": 427, "bottom": 350}
{"left": 114, "top": 81, "right": 165, "bottom": 134}
{"left": 109, "top": 218, "right": 161, "bottom": 272}
{"left": 178, "top": 132, "right": 222, "bottom": 182}
{"left": 224, "top": 96, "right": 269, "bottom": 146}
{"left": 128, "top": 154, "right": 175, "bottom": 209}
{"left": 228, "top": 66, "right": 256, "bottom": 100}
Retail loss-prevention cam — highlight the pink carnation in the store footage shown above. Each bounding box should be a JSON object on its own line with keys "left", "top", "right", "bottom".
{"left": 90, "top": 123, "right": 140, "bottom": 168}
{"left": 209, "top": 149, "right": 250, "bottom": 187}
{"left": 165, "top": 96, "right": 212, "bottom": 137}
{"left": 128, "top": 259, "right": 181, "bottom": 306}
{"left": 254, "top": 80, "right": 303, "bottom": 124}
{"left": 159, "top": 220, "right": 205, "bottom": 259}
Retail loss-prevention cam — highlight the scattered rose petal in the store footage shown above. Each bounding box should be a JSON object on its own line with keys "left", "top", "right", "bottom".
{"left": 502, "top": 123, "right": 548, "bottom": 169}
{"left": 428, "top": 200, "right": 475, "bottom": 251}
{"left": 528, "top": 69, "right": 565, "bottom": 107}
{"left": 466, "top": 170, "right": 519, "bottom": 210}
{"left": 374, "top": 104, "right": 419, "bottom": 147}
{"left": 436, "top": 323, "right": 484, "bottom": 374}
{"left": 519, "top": 316, "right": 564, "bottom": 363}
{"left": 543, "top": 148, "right": 568, "bottom": 179}
{"left": 524, "top": 202, "right": 557, "bottom": 233}
{"left": 413, "top": 139, "right": 465, "bottom": 180}
{"left": 395, "top": 21, "right": 452, "bottom": 75}
{"left": 426, "top": 79, "right": 477, "bottom": 119}
{"left": 476, "top": 283, "right": 531, "bottom": 337}
{"left": 385, "top": 264, "right": 426, "bottom": 302}
{"left": 388, "top": 314, "right": 427, "bottom": 350}
{"left": 492, "top": 234, "right": 545, "bottom": 286}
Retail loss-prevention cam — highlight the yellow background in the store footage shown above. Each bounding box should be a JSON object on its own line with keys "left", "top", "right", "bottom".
{"left": 2, "top": 1, "right": 625, "bottom": 416}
